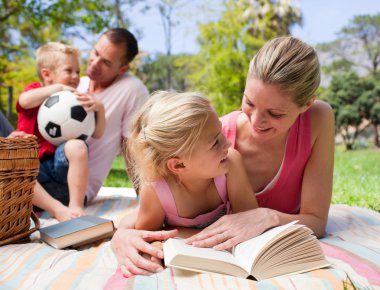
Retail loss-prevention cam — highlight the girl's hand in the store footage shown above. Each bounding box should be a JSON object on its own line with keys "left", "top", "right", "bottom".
{"left": 185, "top": 208, "right": 279, "bottom": 251}
{"left": 75, "top": 92, "right": 104, "bottom": 112}
{"left": 111, "top": 228, "right": 178, "bottom": 277}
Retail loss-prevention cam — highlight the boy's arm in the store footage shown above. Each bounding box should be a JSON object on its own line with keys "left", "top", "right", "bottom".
{"left": 226, "top": 148, "right": 258, "bottom": 213}
{"left": 135, "top": 185, "right": 166, "bottom": 231}
{"left": 75, "top": 92, "right": 105, "bottom": 139}
{"left": 19, "top": 84, "right": 74, "bottom": 109}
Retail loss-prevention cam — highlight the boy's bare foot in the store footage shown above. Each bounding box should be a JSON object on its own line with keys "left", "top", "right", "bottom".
{"left": 68, "top": 204, "right": 86, "bottom": 217}
{"left": 52, "top": 205, "right": 83, "bottom": 221}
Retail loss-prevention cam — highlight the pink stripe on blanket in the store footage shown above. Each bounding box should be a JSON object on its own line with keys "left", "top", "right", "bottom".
{"left": 104, "top": 267, "right": 131, "bottom": 289}
{"left": 320, "top": 243, "right": 380, "bottom": 286}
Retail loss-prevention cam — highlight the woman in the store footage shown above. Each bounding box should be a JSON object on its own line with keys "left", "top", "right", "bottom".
{"left": 111, "top": 36, "right": 335, "bottom": 276}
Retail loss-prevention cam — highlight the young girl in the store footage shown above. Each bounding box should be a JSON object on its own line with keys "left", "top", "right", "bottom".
{"left": 126, "top": 91, "right": 258, "bottom": 232}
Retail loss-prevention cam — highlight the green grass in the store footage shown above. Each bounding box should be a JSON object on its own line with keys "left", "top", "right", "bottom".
{"left": 333, "top": 146, "right": 379, "bottom": 212}
{"left": 105, "top": 147, "right": 380, "bottom": 211}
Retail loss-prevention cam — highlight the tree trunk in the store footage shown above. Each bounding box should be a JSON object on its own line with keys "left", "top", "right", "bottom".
{"left": 374, "top": 124, "right": 380, "bottom": 148}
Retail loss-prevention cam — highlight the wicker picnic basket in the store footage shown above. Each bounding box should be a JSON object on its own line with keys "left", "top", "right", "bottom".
{"left": 0, "top": 136, "right": 40, "bottom": 246}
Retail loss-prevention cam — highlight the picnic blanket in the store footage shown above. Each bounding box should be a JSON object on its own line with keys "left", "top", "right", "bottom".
{"left": 0, "top": 187, "right": 379, "bottom": 290}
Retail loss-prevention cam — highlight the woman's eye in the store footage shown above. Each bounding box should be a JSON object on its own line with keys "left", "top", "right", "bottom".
{"left": 269, "top": 112, "right": 284, "bottom": 118}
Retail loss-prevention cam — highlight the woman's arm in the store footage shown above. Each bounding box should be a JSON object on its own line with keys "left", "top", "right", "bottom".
{"left": 226, "top": 148, "right": 258, "bottom": 213}
{"left": 187, "top": 101, "right": 335, "bottom": 250}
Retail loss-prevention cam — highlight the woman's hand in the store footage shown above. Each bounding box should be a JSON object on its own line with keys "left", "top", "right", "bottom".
{"left": 111, "top": 228, "right": 178, "bottom": 277}
{"left": 186, "top": 208, "right": 279, "bottom": 251}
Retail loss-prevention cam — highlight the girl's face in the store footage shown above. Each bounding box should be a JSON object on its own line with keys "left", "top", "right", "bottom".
{"left": 182, "top": 109, "right": 231, "bottom": 179}
{"left": 242, "top": 78, "right": 309, "bottom": 141}
{"left": 49, "top": 55, "right": 80, "bottom": 88}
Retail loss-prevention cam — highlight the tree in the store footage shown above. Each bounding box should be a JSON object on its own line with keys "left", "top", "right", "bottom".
{"left": 357, "top": 76, "right": 380, "bottom": 147}
{"left": 188, "top": 0, "right": 301, "bottom": 115}
{"left": 318, "top": 13, "right": 380, "bottom": 76}
{"left": 136, "top": 53, "right": 192, "bottom": 92}
{"left": 321, "top": 71, "right": 370, "bottom": 150}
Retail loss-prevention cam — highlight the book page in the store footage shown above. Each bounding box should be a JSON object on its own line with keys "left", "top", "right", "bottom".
{"left": 165, "top": 238, "right": 239, "bottom": 266}
{"left": 233, "top": 221, "right": 298, "bottom": 273}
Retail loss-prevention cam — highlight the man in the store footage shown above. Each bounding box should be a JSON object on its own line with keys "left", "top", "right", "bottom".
{"left": 0, "top": 111, "right": 13, "bottom": 137}
{"left": 77, "top": 28, "right": 149, "bottom": 202}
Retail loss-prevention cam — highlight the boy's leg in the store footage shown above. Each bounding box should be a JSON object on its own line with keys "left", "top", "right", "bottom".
{"left": 62, "top": 139, "right": 88, "bottom": 211}
{"left": 37, "top": 156, "right": 70, "bottom": 206}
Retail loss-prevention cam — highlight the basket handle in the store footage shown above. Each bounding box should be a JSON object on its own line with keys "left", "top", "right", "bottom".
{"left": 0, "top": 211, "right": 40, "bottom": 247}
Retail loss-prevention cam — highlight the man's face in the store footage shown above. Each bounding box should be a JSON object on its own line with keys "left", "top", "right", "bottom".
{"left": 87, "top": 35, "right": 129, "bottom": 84}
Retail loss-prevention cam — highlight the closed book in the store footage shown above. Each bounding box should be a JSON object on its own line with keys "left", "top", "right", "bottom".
{"left": 163, "top": 221, "right": 330, "bottom": 280}
{"left": 39, "top": 215, "right": 115, "bottom": 249}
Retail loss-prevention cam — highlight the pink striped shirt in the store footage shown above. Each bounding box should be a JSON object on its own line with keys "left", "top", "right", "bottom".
{"left": 220, "top": 110, "right": 311, "bottom": 214}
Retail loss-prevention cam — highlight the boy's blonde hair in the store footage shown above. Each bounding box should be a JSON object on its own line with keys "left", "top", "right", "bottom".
{"left": 127, "top": 91, "right": 214, "bottom": 187}
{"left": 36, "top": 42, "right": 80, "bottom": 82}
{"left": 248, "top": 36, "right": 320, "bottom": 106}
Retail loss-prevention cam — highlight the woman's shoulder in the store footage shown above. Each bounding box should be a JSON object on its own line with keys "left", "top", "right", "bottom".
{"left": 309, "top": 100, "right": 335, "bottom": 143}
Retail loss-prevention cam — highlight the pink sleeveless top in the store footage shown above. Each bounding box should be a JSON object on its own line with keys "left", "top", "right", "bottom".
{"left": 153, "top": 175, "right": 230, "bottom": 229}
{"left": 220, "top": 111, "right": 311, "bottom": 214}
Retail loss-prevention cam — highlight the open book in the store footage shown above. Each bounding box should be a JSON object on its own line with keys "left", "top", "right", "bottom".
{"left": 163, "top": 221, "right": 330, "bottom": 280}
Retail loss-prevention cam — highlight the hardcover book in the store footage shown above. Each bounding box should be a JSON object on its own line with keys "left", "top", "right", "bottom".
{"left": 39, "top": 215, "right": 115, "bottom": 249}
{"left": 163, "top": 221, "right": 330, "bottom": 280}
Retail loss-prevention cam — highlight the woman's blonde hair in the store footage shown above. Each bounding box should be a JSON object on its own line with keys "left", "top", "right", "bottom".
{"left": 127, "top": 91, "right": 214, "bottom": 187}
{"left": 36, "top": 42, "right": 80, "bottom": 82}
{"left": 248, "top": 36, "right": 320, "bottom": 106}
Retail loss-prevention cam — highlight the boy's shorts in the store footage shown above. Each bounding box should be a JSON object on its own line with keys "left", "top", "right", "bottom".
{"left": 37, "top": 142, "right": 70, "bottom": 206}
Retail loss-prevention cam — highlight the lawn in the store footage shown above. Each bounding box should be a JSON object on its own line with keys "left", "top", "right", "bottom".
{"left": 105, "top": 147, "right": 380, "bottom": 212}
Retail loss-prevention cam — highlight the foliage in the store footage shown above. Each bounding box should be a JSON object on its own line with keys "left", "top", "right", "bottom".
{"left": 317, "top": 13, "right": 380, "bottom": 76}
{"left": 136, "top": 53, "right": 193, "bottom": 92}
{"left": 188, "top": 0, "right": 301, "bottom": 115}
{"left": 320, "top": 70, "right": 380, "bottom": 150}
{"left": 106, "top": 147, "right": 380, "bottom": 212}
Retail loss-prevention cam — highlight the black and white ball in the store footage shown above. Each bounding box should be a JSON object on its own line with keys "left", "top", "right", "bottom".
{"left": 37, "top": 90, "right": 95, "bottom": 146}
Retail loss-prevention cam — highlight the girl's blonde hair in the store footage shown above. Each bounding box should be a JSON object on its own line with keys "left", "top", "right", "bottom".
{"left": 248, "top": 36, "right": 320, "bottom": 106}
{"left": 127, "top": 91, "right": 214, "bottom": 187}
{"left": 36, "top": 42, "right": 80, "bottom": 82}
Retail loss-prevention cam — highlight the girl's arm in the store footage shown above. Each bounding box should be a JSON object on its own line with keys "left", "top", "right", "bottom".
{"left": 135, "top": 185, "right": 166, "bottom": 231}
{"left": 19, "top": 84, "right": 74, "bottom": 109}
{"left": 226, "top": 148, "right": 258, "bottom": 213}
{"left": 186, "top": 101, "right": 334, "bottom": 250}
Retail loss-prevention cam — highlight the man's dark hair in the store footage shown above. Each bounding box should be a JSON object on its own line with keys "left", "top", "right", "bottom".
{"left": 103, "top": 28, "right": 138, "bottom": 65}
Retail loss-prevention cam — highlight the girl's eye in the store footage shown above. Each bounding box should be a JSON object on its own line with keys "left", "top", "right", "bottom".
{"left": 212, "top": 140, "right": 219, "bottom": 149}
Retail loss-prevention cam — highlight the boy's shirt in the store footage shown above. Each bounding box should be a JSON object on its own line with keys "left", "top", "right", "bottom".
{"left": 16, "top": 82, "right": 56, "bottom": 159}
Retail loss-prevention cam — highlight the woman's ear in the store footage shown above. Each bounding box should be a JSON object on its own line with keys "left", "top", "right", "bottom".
{"left": 301, "top": 95, "right": 316, "bottom": 113}
{"left": 167, "top": 158, "right": 186, "bottom": 174}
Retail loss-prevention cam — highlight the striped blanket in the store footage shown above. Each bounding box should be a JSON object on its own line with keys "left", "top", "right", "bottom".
{"left": 0, "top": 188, "right": 379, "bottom": 290}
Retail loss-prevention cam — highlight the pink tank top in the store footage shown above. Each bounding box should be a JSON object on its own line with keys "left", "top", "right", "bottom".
{"left": 153, "top": 175, "right": 230, "bottom": 229}
{"left": 220, "top": 110, "right": 311, "bottom": 214}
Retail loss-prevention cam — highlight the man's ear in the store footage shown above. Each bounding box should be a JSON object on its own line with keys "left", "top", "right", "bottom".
{"left": 167, "top": 158, "right": 186, "bottom": 174}
{"left": 119, "top": 63, "right": 130, "bottom": 75}
{"left": 301, "top": 95, "right": 316, "bottom": 113}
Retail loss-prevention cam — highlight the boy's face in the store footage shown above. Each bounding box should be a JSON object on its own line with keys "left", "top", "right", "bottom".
{"left": 45, "top": 55, "right": 80, "bottom": 88}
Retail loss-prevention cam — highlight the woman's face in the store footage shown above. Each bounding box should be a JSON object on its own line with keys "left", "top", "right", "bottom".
{"left": 242, "top": 78, "right": 308, "bottom": 141}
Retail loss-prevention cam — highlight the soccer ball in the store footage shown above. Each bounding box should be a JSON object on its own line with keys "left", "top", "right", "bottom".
{"left": 37, "top": 90, "right": 95, "bottom": 146}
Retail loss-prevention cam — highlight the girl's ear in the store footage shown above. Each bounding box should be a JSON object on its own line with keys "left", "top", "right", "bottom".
{"left": 301, "top": 95, "right": 316, "bottom": 113}
{"left": 167, "top": 158, "right": 186, "bottom": 174}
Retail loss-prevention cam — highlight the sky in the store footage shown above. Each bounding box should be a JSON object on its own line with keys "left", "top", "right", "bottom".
{"left": 131, "top": 0, "right": 380, "bottom": 55}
